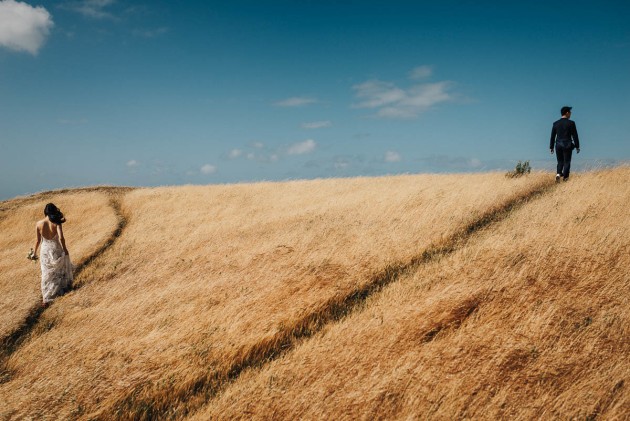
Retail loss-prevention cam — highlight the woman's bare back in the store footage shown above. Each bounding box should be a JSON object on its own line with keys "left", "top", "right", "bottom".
{"left": 37, "top": 219, "right": 59, "bottom": 240}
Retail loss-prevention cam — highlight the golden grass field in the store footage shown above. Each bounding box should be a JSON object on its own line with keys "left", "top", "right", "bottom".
{"left": 0, "top": 169, "right": 628, "bottom": 420}
{"left": 0, "top": 190, "right": 120, "bottom": 341}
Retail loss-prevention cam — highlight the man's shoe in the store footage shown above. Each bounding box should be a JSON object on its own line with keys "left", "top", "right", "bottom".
{"left": 556, "top": 174, "right": 561, "bottom": 182}
{"left": 563, "top": 177, "right": 569, "bottom": 182}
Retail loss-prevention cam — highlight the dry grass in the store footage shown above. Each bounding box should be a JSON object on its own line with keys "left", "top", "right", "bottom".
{"left": 0, "top": 172, "right": 551, "bottom": 419}
{"left": 191, "top": 168, "right": 630, "bottom": 420}
{"left": 0, "top": 190, "right": 120, "bottom": 341}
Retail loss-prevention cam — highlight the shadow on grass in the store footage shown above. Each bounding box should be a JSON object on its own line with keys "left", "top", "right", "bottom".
{"left": 103, "top": 179, "right": 557, "bottom": 420}
{"left": 0, "top": 188, "right": 133, "bottom": 380}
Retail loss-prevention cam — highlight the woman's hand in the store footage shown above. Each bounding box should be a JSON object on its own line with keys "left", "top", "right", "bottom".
{"left": 27, "top": 248, "right": 38, "bottom": 261}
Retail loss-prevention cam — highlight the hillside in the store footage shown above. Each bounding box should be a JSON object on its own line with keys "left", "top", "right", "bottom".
{"left": 0, "top": 170, "right": 628, "bottom": 420}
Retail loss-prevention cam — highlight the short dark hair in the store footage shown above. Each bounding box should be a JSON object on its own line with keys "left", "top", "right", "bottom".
{"left": 561, "top": 106, "right": 572, "bottom": 116}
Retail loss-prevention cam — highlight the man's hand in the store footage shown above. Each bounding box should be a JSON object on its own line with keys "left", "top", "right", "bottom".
{"left": 576, "top": 148, "right": 580, "bottom": 154}
{"left": 550, "top": 149, "right": 554, "bottom": 154}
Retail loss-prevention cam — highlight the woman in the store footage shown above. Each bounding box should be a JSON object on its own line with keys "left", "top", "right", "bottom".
{"left": 31, "top": 203, "right": 73, "bottom": 306}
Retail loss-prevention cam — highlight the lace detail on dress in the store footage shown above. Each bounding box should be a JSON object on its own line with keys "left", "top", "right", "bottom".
{"left": 40, "top": 235, "right": 73, "bottom": 303}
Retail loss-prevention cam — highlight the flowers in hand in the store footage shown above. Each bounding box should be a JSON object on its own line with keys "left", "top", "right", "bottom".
{"left": 27, "top": 248, "right": 38, "bottom": 261}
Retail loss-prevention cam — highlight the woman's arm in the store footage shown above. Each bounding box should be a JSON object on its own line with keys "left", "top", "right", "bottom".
{"left": 57, "top": 224, "right": 69, "bottom": 255}
{"left": 33, "top": 224, "right": 41, "bottom": 256}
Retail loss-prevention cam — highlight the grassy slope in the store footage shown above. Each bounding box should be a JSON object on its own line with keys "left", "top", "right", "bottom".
{"left": 0, "top": 190, "right": 120, "bottom": 340}
{"left": 0, "top": 173, "right": 549, "bottom": 419}
{"left": 193, "top": 168, "right": 630, "bottom": 420}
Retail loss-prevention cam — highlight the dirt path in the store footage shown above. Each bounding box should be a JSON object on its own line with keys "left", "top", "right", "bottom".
{"left": 103, "top": 179, "right": 558, "bottom": 420}
{"left": 0, "top": 188, "right": 133, "bottom": 371}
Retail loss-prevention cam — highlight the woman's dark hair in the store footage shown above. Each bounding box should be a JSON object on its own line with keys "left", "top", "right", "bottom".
{"left": 44, "top": 203, "right": 66, "bottom": 225}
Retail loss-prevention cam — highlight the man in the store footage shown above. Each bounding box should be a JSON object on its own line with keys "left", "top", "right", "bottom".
{"left": 550, "top": 106, "right": 580, "bottom": 181}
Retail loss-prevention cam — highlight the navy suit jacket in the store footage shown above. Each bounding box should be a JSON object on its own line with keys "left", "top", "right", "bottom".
{"left": 550, "top": 118, "right": 580, "bottom": 149}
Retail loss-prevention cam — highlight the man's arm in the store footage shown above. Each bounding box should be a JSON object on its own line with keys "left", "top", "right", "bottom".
{"left": 550, "top": 124, "right": 556, "bottom": 152}
{"left": 572, "top": 121, "right": 580, "bottom": 151}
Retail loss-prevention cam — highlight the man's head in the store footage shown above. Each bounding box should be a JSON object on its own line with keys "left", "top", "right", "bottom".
{"left": 561, "top": 106, "right": 572, "bottom": 117}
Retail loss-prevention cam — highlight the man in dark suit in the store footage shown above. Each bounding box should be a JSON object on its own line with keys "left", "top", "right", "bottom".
{"left": 550, "top": 106, "right": 580, "bottom": 181}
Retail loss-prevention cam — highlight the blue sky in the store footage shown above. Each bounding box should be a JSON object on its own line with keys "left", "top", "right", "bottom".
{"left": 1, "top": 0, "right": 629, "bottom": 200}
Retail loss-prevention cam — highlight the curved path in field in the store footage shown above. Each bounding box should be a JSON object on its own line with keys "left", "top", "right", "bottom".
{"left": 0, "top": 188, "right": 133, "bottom": 370}
{"left": 102, "top": 180, "right": 557, "bottom": 420}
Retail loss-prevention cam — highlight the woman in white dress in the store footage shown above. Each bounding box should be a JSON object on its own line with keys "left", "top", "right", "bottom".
{"left": 31, "top": 203, "right": 73, "bottom": 307}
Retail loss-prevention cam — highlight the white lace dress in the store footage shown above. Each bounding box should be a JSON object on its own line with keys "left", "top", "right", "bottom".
{"left": 40, "top": 234, "right": 73, "bottom": 303}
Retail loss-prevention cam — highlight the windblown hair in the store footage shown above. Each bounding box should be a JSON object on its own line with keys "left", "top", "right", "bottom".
{"left": 44, "top": 203, "right": 66, "bottom": 225}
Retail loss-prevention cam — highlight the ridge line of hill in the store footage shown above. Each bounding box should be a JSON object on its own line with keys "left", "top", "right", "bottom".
{"left": 0, "top": 190, "right": 131, "bottom": 372}
{"left": 99, "top": 178, "right": 557, "bottom": 421}
{"left": 0, "top": 186, "right": 135, "bottom": 212}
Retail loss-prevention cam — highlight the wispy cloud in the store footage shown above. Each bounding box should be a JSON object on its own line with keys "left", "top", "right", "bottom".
{"left": 328, "top": 154, "right": 371, "bottom": 173}
{"left": 352, "top": 67, "right": 456, "bottom": 119}
{"left": 301, "top": 120, "right": 332, "bottom": 129}
{"left": 60, "top": 0, "right": 116, "bottom": 19}
{"left": 274, "top": 97, "right": 318, "bottom": 107}
{"left": 228, "top": 149, "right": 242, "bottom": 159}
{"left": 0, "top": 0, "right": 53, "bottom": 55}
{"left": 228, "top": 142, "right": 280, "bottom": 163}
{"left": 245, "top": 152, "right": 279, "bottom": 163}
{"left": 200, "top": 164, "right": 217, "bottom": 175}
{"left": 126, "top": 159, "right": 139, "bottom": 167}
{"left": 384, "top": 151, "right": 402, "bottom": 163}
{"left": 408, "top": 65, "right": 433, "bottom": 80}
{"left": 227, "top": 139, "right": 317, "bottom": 163}
{"left": 287, "top": 139, "right": 316, "bottom": 155}
{"left": 353, "top": 81, "right": 406, "bottom": 109}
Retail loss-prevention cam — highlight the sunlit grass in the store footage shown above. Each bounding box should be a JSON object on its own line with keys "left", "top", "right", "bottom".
{"left": 4, "top": 170, "right": 626, "bottom": 419}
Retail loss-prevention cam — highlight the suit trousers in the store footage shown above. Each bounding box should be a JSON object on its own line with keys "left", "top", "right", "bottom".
{"left": 556, "top": 143, "right": 573, "bottom": 178}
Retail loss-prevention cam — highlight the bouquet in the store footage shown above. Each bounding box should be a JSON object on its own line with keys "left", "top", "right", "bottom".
{"left": 27, "top": 248, "right": 38, "bottom": 261}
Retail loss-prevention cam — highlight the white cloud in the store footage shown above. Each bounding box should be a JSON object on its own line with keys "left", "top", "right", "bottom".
{"left": 126, "top": 159, "right": 139, "bottom": 167}
{"left": 243, "top": 151, "right": 278, "bottom": 163}
{"left": 60, "top": 0, "right": 116, "bottom": 19}
{"left": 352, "top": 81, "right": 406, "bottom": 109}
{"left": 384, "top": 151, "right": 402, "bottom": 163}
{"left": 301, "top": 120, "right": 332, "bottom": 129}
{"left": 274, "top": 97, "right": 318, "bottom": 107}
{"left": 287, "top": 139, "right": 316, "bottom": 155}
{"left": 409, "top": 65, "right": 433, "bottom": 80}
{"left": 200, "top": 164, "right": 217, "bottom": 175}
{"left": 228, "top": 149, "right": 242, "bottom": 159}
{"left": 352, "top": 68, "right": 456, "bottom": 119}
{"left": 0, "top": 0, "right": 53, "bottom": 55}
{"left": 377, "top": 107, "right": 417, "bottom": 119}
{"left": 399, "top": 82, "right": 452, "bottom": 109}
{"left": 252, "top": 142, "right": 264, "bottom": 149}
